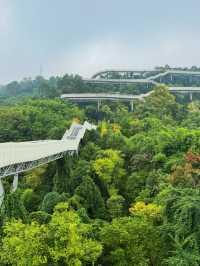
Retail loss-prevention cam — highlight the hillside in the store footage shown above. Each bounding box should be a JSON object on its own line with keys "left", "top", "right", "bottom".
{"left": 0, "top": 84, "right": 200, "bottom": 265}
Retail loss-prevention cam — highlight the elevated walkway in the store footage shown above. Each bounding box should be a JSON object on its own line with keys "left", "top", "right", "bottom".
{"left": 0, "top": 121, "right": 96, "bottom": 206}
{"left": 84, "top": 69, "right": 200, "bottom": 86}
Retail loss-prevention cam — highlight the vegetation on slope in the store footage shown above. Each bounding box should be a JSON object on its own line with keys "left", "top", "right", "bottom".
{"left": 0, "top": 84, "right": 200, "bottom": 265}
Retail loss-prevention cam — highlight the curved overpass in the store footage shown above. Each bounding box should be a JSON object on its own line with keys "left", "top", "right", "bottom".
{"left": 61, "top": 92, "right": 152, "bottom": 111}
{"left": 85, "top": 69, "right": 200, "bottom": 85}
{"left": 61, "top": 88, "right": 200, "bottom": 101}
{"left": 61, "top": 92, "right": 152, "bottom": 101}
{"left": 61, "top": 87, "right": 200, "bottom": 110}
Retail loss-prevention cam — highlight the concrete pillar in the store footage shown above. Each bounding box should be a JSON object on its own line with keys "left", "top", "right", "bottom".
{"left": 130, "top": 100, "right": 134, "bottom": 112}
{"left": 189, "top": 92, "right": 193, "bottom": 101}
{"left": 97, "top": 100, "right": 101, "bottom": 111}
{"left": 170, "top": 74, "right": 173, "bottom": 82}
{"left": 0, "top": 178, "right": 4, "bottom": 206}
{"left": 12, "top": 173, "right": 19, "bottom": 192}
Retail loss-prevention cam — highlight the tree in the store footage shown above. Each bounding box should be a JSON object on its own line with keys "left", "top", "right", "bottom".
{"left": 41, "top": 191, "right": 68, "bottom": 214}
{"left": 0, "top": 203, "right": 102, "bottom": 266}
{"left": 69, "top": 160, "right": 92, "bottom": 193}
{"left": 75, "top": 176, "right": 106, "bottom": 219}
{"left": 129, "top": 201, "right": 162, "bottom": 224}
{"left": 3, "top": 191, "right": 28, "bottom": 222}
{"left": 164, "top": 234, "right": 200, "bottom": 266}
{"left": 53, "top": 157, "right": 70, "bottom": 194}
{"left": 46, "top": 203, "right": 102, "bottom": 265}
{"left": 135, "top": 85, "right": 179, "bottom": 120}
{"left": 93, "top": 149, "right": 126, "bottom": 194}
{"left": 0, "top": 220, "right": 48, "bottom": 266}
{"left": 107, "top": 194, "right": 126, "bottom": 219}
{"left": 125, "top": 172, "right": 146, "bottom": 203}
{"left": 29, "top": 211, "right": 51, "bottom": 224}
{"left": 100, "top": 217, "right": 163, "bottom": 266}
{"left": 21, "top": 188, "right": 40, "bottom": 212}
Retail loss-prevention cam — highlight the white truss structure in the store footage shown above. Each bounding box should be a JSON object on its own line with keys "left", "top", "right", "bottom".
{"left": 0, "top": 121, "right": 96, "bottom": 206}
{"left": 84, "top": 69, "right": 200, "bottom": 85}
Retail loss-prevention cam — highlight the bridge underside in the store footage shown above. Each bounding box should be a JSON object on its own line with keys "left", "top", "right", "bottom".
{"left": 0, "top": 149, "right": 74, "bottom": 179}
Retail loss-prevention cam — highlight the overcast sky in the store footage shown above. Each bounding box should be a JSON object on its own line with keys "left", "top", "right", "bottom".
{"left": 0, "top": 0, "right": 200, "bottom": 84}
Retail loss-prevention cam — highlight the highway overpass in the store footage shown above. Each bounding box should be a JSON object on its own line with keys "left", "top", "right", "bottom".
{"left": 61, "top": 87, "right": 200, "bottom": 109}
{"left": 61, "top": 93, "right": 152, "bottom": 111}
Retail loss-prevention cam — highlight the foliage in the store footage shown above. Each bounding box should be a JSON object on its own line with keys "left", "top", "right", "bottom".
{"left": 75, "top": 176, "right": 106, "bottom": 219}
{"left": 0, "top": 81, "right": 200, "bottom": 265}
{"left": 100, "top": 217, "right": 162, "bottom": 265}
{"left": 0, "top": 203, "right": 102, "bottom": 266}
{"left": 107, "top": 194, "right": 126, "bottom": 219}
{"left": 129, "top": 201, "right": 162, "bottom": 223}
{"left": 41, "top": 191, "right": 68, "bottom": 214}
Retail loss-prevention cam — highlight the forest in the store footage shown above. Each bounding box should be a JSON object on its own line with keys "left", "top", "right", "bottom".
{"left": 0, "top": 73, "right": 200, "bottom": 266}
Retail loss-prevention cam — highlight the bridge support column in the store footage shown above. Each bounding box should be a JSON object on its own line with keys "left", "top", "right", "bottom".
{"left": 0, "top": 178, "right": 4, "bottom": 207}
{"left": 97, "top": 100, "right": 101, "bottom": 111}
{"left": 130, "top": 100, "right": 134, "bottom": 112}
{"left": 12, "top": 173, "right": 19, "bottom": 192}
{"left": 189, "top": 92, "right": 193, "bottom": 101}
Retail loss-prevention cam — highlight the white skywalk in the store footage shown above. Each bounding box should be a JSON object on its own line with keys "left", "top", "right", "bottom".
{"left": 0, "top": 121, "right": 96, "bottom": 206}
{"left": 0, "top": 121, "right": 96, "bottom": 178}
{"left": 0, "top": 140, "right": 77, "bottom": 169}
{"left": 84, "top": 69, "right": 200, "bottom": 86}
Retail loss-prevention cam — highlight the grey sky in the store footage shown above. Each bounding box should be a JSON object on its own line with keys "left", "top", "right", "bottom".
{"left": 0, "top": 0, "right": 200, "bottom": 84}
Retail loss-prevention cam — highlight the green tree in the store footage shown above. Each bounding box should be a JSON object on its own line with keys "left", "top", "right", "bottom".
{"left": 0, "top": 220, "right": 48, "bottom": 266}
{"left": 47, "top": 202, "right": 102, "bottom": 266}
{"left": 107, "top": 194, "right": 126, "bottom": 219}
{"left": 0, "top": 203, "right": 102, "bottom": 266}
{"left": 41, "top": 191, "right": 68, "bottom": 214}
{"left": 75, "top": 176, "right": 106, "bottom": 219}
{"left": 3, "top": 191, "right": 28, "bottom": 222}
{"left": 100, "top": 216, "right": 162, "bottom": 266}
{"left": 53, "top": 157, "right": 71, "bottom": 194}
{"left": 93, "top": 149, "right": 126, "bottom": 194}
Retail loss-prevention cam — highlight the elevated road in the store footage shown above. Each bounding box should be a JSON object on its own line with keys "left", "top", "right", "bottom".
{"left": 169, "top": 87, "right": 200, "bottom": 92}
{"left": 61, "top": 87, "right": 200, "bottom": 109}
{"left": 0, "top": 121, "right": 96, "bottom": 206}
{"left": 61, "top": 93, "right": 151, "bottom": 101}
{"left": 61, "top": 93, "right": 152, "bottom": 111}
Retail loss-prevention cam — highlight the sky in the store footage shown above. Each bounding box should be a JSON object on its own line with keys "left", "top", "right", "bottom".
{"left": 0, "top": 0, "right": 200, "bottom": 84}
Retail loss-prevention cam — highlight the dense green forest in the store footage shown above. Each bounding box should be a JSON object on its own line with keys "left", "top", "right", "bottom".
{"left": 0, "top": 74, "right": 200, "bottom": 265}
